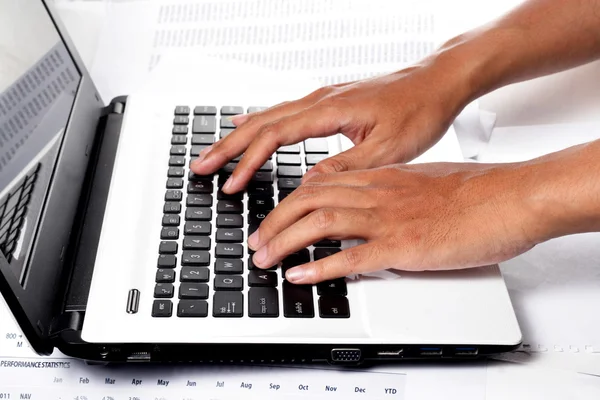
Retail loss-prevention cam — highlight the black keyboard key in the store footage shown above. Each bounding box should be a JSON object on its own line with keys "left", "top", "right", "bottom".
{"left": 277, "top": 144, "right": 300, "bottom": 154}
{"left": 172, "top": 125, "right": 188, "bottom": 134}
{"left": 216, "top": 214, "right": 243, "bottom": 228}
{"left": 156, "top": 269, "right": 176, "bottom": 283}
{"left": 185, "top": 207, "right": 212, "bottom": 221}
{"left": 157, "top": 254, "right": 177, "bottom": 268}
{"left": 171, "top": 145, "right": 186, "bottom": 155}
{"left": 161, "top": 227, "right": 179, "bottom": 240}
{"left": 283, "top": 280, "right": 314, "bottom": 318}
{"left": 214, "top": 258, "right": 244, "bottom": 274}
{"left": 168, "top": 167, "right": 184, "bottom": 177}
{"left": 248, "top": 224, "right": 259, "bottom": 236}
{"left": 306, "top": 154, "right": 328, "bottom": 165}
{"left": 220, "top": 128, "right": 235, "bottom": 139}
{"left": 166, "top": 178, "right": 184, "bottom": 189}
{"left": 214, "top": 275, "right": 244, "bottom": 291}
{"left": 248, "top": 256, "right": 277, "bottom": 271}
{"left": 220, "top": 116, "right": 236, "bottom": 129}
{"left": 277, "top": 154, "right": 301, "bottom": 166}
{"left": 171, "top": 135, "right": 187, "bottom": 145}
{"left": 277, "top": 166, "right": 302, "bottom": 178}
{"left": 179, "top": 283, "right": 209, "bottom": 299}
{"left": 169, "top": 156, "right": 186, "bottom": 167}
{"left": 319, "top": 296, "right": 350, "bottom": 318}
{"left": 184, "top": 221, "right": 212, "bottom": 235}
{"left": 194, "top": 105, "right": 217, "bottom": 115}
{"left": 180, "top": 266, "right": 210, "bottom": 282}
{"left": 278, "top": 190, "right": 293, "bottom": 202}
{"left": 154, "top": 283, "right": 174, "bottom": 298}
{"left": 188, "top": 171, "right": 213, "bottom": 181}
{"left": 173, "top": 115, "right": 189, "bottom": 125}
{"left": 192, "top": 134, "right": 215, "bottom": 145}
{"left": 248, "top": 196, "right": 274, "bottom": 210}
{"left": 165, "top": 190, "right": 183, "bottom": 201}
{"left": 314, "top": 239, "right": 341, "bottom": 247}
{"left": 314, "top": 247, "right": 341, "bottom": 261}
{"left": 304, "top": 138, "right": 329, "bottom": 153}
{"left": 187, "top": 181, "right": 213, "bottom": 194}
{"left": 163, "top": 202, "right": 181, "bottom": 214}
{"left": 221, "top": 106, "right": 244, "bottom": 115}
{"left": 248, "top": 209, "right": 271, "bottom": 226}
{"left": 192, "top": 116, "right": 217, "bottom": 133}
{"left": 162, "top": 214, "right": 180, "bottom": 226}
{"left": 159, "top": 240, "right": 178, "bottom": 254}
{"left": 215, "top": 243, "right": 243, "bottom": 258}
{"left": 259, "top": 161, "right": 274, "bottom": 172}
{"left": 183, "top": 236, "right": 211, "bottom": 250}
{"left": 248, "top": 270, "right": 278, "bottom": 287}
{"left": 187, "top": 194, "right": 213, "bottom": 207}
{"left": 216, "top": 229, "right": 243, "bottom": 243}
{"left": 251, "top": 171, "right": 273, "bottom": 183}
{"left": 317, "top": 278, "right": 347, "bottom": 296}
{"left": 220, "top": 162, "right": 237, "bottom": 174}
{"left": 213, "top": 292, "right": 243, "bottom": 317}
{"left": 190, "top": 145, "right": 209, "bottom": 156}
{"left": 217, "top": 200, "right": 243, "bottom": 214}
{"left": 249, "top": 287, "right": 279, "bottom": 317}
{"left": 217, "top": 190, "right": 243, "bottom": 200}
{"left": 174, "top": 106, "right": 190, "bottom": 115}
{"left": 248, "top": 184, "right": 274, "bottom": 197}
{"left": 152, "top": 300, "right": 172, "bottom": 317}
{"left": 278, "top": 178, "right": 301, "bottom": 190}
{"left": 181, "top": 250, "right": 210, "bottom": 266}
{"left": 177, "top": 300, "right": 208, "bottom": 317}
{"left": 248, "top": 106, "right": 267, "bottom": 113}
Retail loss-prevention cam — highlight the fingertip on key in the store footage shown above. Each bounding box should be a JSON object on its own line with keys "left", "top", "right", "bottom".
{"left": 229, "top": 114, "right": 249, "bottom": 126}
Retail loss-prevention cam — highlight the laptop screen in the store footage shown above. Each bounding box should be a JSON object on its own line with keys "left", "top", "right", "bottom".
{"left": 0, "top": 0, "right": 81, "bottom": 283}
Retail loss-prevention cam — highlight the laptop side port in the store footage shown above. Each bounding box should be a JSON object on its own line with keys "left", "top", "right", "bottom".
{"left": 376, "top": 349, "right": 404, "bottom": 358}
{"left": 331, "top": 348, "right": 362, "bottom": 363}
{"left": 454, "top": 347, "right": 478, "bottom": 356}
{"left": 127, "top": 351, "right": 151, "bottom": 362}
{"left": 418, "top": 347, "right": 443, "bottom": 356}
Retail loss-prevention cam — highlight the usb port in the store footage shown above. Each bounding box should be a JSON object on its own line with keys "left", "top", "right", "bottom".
{"left": 419, "top": 347, "right": 442, "bottom": 356}
{"left": 454, "top": 347, "right": 478, "bottom": 356}
{"left": 377, "top": 349, "right": 403, "bottom": 357}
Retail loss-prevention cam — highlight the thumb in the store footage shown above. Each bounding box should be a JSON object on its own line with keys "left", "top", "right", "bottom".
{"left": 302, "top": 140, "right": 379, "bottom": 183}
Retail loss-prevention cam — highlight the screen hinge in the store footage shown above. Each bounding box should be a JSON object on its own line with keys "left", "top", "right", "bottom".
{"left": 101, "top": 95, "right": 127, "bottom": 116}
{"left": 49, "top": 310, "right": 84, "bottom": 338}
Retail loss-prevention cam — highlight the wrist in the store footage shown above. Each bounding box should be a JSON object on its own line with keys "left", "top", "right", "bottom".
{"left": 519, "top": 140, "right": 600, "bottom": 241}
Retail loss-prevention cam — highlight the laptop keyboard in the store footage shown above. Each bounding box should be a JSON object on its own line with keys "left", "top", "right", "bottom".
{"left": 152, "top": 105, "right": 350, "bottom": 319}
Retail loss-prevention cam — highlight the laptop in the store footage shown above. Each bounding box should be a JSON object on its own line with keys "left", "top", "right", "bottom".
{"left": 0, "top": 0, "right": 521, "bottom": 364}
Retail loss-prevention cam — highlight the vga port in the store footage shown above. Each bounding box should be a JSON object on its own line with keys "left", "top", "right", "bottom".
{"left": 331, "top": 348, "right": 362, "bottom": 363}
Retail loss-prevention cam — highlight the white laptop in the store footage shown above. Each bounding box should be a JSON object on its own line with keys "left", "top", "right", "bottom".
{"left": 0, "top": 0, "right": 521, "bottom": 364}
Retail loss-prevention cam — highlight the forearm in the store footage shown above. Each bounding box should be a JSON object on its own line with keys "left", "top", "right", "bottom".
{"left": 426, "top": 0, "right": 600, "bottom": 107}
{"left": 521, "top": 139, "right": 600, "bottom": 242}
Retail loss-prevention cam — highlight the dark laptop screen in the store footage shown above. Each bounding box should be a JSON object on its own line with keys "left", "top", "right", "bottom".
{"left": 0, "top": 0, "right": 81, "bottom": 283}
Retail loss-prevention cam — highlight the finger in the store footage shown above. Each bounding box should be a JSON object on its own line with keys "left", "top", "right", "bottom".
{"left": 285, "top": 243, "right": 384, "bottom": 284}
{"left": 252, "top": 208, "right": 379, "bottom": 269}
{"left": 190, "top": 89, "right": 330, "bottom": 175}
{"left": 248, "top": 184, "right": 375, "bottom": 250}
{"left": 223, "top": 104, "right": 344, "bottom": 193}
{"left": 302, "top": 138, "right": 383, "bottom": 183}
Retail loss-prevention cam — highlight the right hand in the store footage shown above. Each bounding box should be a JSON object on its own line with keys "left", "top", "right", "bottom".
{"left": 190, "top": 62, "right": 470, "bottom": 193}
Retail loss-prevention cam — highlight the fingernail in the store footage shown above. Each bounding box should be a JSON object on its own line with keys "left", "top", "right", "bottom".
{"left": 223, "top": 176, "right": 235, "bottom": 192}
{"left": 229, "top": 114, "right": 249, "bottom": 126}
{"left": 302, "top": 170, "right": 320, "bottom": 183}
{"left": 248, "top": 229, "right": 260, "bottom": 249}
{"left": 191, "top": 145, "right": 213, "bottom": 167}
{"left": 286, "top": 267, "right": 305, "bottom": 283}
{"left": 253, "top": 246, "right": 268, "bottom": 266}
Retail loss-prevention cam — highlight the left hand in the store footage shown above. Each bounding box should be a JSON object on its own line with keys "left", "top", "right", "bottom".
{"left": 248, "top": 162, "right": 546, "bottom": 284}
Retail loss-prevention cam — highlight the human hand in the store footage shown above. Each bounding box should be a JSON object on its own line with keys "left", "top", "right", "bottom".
{"left": 190, "top": 62, "right": 470, "bottom": 193}
{"left": 247, "top": 162, "right": 549, "bottom": 284}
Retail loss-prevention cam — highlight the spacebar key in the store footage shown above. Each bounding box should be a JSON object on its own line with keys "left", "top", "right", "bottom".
{"left": 283, "top": 280, "right": 314, "bottom": 318}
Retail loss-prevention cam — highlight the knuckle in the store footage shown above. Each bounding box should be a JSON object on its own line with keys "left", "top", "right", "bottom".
{"left": 342, "top": 248, "right": 363, "bottom": 270}
{"left": 312, "top": 208, "right": 337, "bottom": 230}
{"left": 295, "top": 183, "right": 320, "bottom": 200}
